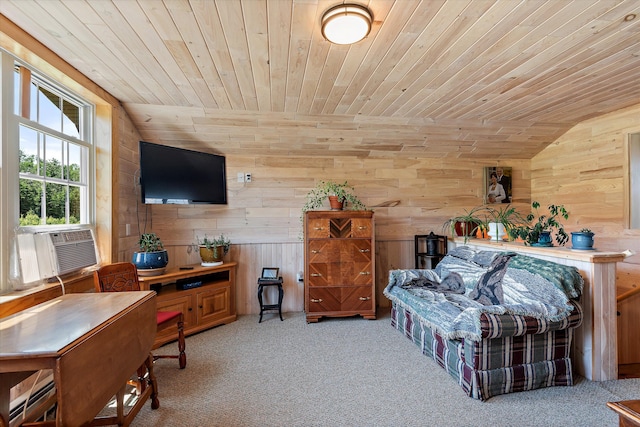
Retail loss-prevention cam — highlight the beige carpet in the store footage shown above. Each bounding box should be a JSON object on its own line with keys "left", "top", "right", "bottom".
{"left": 123, "top": 310, "right": 638, "bottom": 427}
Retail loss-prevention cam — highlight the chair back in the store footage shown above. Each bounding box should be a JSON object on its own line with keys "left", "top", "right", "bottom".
{"left": 94, "top": 262, "right": 141, "bottom": 293}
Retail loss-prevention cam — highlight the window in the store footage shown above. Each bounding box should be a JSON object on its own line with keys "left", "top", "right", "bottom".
{"left": 13, "top": 63, "right": 92, "bottom": 226}
{"left": 1, "top": 51, "right": 96, "bottom": 292}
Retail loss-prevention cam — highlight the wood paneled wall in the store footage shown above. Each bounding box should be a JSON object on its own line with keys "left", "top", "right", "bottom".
{"left": 114, "top": 132, "right": 531, "bottom": 314}
{"left": 530, "top": 103, "right": 640, "bottom": 363}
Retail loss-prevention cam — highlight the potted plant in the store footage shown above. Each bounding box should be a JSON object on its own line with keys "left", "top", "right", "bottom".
{"left": 302, "top": 180, "right": 366, "bottom": 212}
{"left": 132, "top": 232, "right": 169, "bottom": 276}
{"left": 442, "top": 206, "right": 485, "bottom": 243}
{"left": 485, "top": 205, "right": 525, "bottom": 242}
{"left": 197, "top": 234, "right": 230, "bottom": 266}
{"left": 510, "top": 201, "right": 569, "bottom": 246}
{"left": 571, "top": 228, "right": 595, "bottom": 250}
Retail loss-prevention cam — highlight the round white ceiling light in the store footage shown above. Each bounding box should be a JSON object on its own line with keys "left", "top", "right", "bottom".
{"left": 321, "top": 4, "right": 372, "bottom": 45}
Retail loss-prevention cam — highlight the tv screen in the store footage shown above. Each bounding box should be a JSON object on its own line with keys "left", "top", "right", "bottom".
{"left": 139, "top": 141, "right": 227, "bottom": 204}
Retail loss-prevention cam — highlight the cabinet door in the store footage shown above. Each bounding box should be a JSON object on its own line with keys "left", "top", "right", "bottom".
{"left": 156, "top": 294, "right": 192, "bottom": 343}
{"left": 196, "top": 286, "right": 232, "bottom": 325}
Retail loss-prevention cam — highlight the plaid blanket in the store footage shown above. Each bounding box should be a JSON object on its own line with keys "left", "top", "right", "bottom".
{"left": 384, "top": 248, "right": 584, "bottom": 342}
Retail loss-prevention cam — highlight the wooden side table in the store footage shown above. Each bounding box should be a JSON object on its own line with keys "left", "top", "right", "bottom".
{"left": 414, "top": 233, "right": 447, "bottom": 269}
{"left": 608, "top": 400, "right": 640, "bottom": 426}
{"left": 257, "top": 277, "right": 284, "bottom": 323}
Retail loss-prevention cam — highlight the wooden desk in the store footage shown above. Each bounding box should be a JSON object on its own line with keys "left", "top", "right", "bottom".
{"left": 451, "top": 237, "right": 626, "bottom": 381}
{"left": 0, "top": 292, "right": 157, "bottom": 427}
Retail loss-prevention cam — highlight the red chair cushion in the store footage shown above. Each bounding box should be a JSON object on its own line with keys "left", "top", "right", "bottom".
{"left": 156, "top": 310, "right": 181, "bottom": 326}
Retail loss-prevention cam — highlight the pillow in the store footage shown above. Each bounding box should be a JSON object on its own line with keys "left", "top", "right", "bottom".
{"left": 468, "top": 253, "right": 515, "bottom": 305}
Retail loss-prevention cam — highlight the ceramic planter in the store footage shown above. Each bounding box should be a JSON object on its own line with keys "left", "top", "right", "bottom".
{"left": 571, "top": 232, "right": 595, "bottom": 250}
{"left": 132, "top": 250, "right": 169, "bottom": 276}
{"left": 199, "top": 245, "right": 227, "bottom": 266}
{"left": 532, "top": 230, "right": 553, "bottom": 247}
{"left": 487, "top": 222, "right": 505, "bottom": 241}
{"left": 328, "top": 196, "right": 344, "bottom": 210}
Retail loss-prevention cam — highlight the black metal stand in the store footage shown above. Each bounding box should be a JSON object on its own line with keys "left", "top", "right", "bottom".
{"left": 257, "top": 277, "right": 284, "bottom": 323}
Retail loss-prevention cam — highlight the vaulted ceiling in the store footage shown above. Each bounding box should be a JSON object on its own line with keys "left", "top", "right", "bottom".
{"left": 1, "top": 0, "right": 639, "bottom": 159}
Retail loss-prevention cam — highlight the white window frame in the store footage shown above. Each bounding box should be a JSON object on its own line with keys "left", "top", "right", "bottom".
{"left": 0, "top": 50, "right": 96, "bottom": 292}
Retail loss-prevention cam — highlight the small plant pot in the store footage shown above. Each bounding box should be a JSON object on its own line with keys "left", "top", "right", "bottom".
{"left": 454, "top": 221, "right": 476, "bottom": 237}
{"left": 487, "top": 222, "right": 505, "bottom": 241}
{"left": 132, "top": 250, "right": 169, "bottom": 276}
{"left": 533, "top": 230, "right": 553, "bottom": 247}
{"left": 328, "top": 196, "right": 344, "bottom": 210}
{"left": 199, "top": 245, "right": 226, "bottom": 266}
{"left": 571, "top": 232, "right": 595, "bottom": 250}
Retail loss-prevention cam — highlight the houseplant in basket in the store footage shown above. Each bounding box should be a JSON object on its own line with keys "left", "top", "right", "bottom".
{"left": 197, "top": 234, "right": 230, "bottom": 266}
{"left": 510, "top": 201, "right": 569, "bottom": 246}
{"left": 132, "top": 232, "right": 169, "bottom": 276}
{"left": 571, "top": 228, "right": 595, "bottom": 250}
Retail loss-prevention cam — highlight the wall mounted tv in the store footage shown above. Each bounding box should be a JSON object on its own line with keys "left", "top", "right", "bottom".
{"left": 139, "top": 141, "right": 227, "bottom": 205}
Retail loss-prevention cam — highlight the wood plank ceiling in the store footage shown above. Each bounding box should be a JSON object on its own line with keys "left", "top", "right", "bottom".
{"left": 1, "top": 0, "right": 639, "bottom": 159}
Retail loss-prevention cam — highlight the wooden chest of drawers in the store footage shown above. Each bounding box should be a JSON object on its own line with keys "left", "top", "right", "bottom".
{"left": 304, "top": 210, "right": 375, "bottom": 323}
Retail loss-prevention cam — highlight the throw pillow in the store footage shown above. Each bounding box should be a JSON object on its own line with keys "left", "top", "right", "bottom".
{"left": 468, "top": 253, "right": 515, "bottom": 305}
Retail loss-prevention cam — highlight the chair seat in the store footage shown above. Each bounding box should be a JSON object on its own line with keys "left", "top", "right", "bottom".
{"left": 157, "top": 310, "right": 181, "bottom": 325}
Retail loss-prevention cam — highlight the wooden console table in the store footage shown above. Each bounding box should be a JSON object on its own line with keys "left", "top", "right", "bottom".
{"left": 451, "top": 238, "right": 626, "bottom": 381}
{"left": 0, "top": 292, "right": 157, "bottom": 426}
{"left": 138, "top": 262, "right": 237, "bottom": 348}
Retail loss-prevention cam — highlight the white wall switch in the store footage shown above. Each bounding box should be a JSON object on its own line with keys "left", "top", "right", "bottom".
{"left": 237, "top": 172, "right": 244, "bottom": 183}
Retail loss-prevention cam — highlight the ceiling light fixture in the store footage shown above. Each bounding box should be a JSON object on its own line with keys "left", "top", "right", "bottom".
{"left": 321, "top": 4, "right": 372, "bottom": 45}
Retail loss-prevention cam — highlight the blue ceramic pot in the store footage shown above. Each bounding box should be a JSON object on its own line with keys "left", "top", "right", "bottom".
{"left": 538, "top": 230, "right": 552, "bottom": 245}
{"left": 571, "top": 232, "right": 595, "bottom": 250}
{"left": 132, "top": 250, "right": 169, "bottom": 269}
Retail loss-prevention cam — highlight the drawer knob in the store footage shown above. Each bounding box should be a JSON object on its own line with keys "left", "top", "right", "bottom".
{"left": 310, "top": 298, "right": 323, "bottom": 303}
{"left": 310, "top": 273, "right": 322, "bottom": 277}
{"left": 314, "top": 227, "right": 324, "bottom": 230}
{"left": 359, "top": 296, "right": 371, "bottom": 301}
{"left": 358, "top": 226, "right": 367, "bottom": 230}
{"left": 359, "top": 249, "right": 370, "bottom": 253}
{"left": 359, "top": 271, "right": 371, "bottom": 275}
{"left": 311, "top": 250, "right": 320, "bottom": 254}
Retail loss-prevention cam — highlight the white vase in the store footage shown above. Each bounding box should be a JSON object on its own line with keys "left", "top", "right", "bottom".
{"left": 487, "top": 222, "right": 505, "bottom": 241}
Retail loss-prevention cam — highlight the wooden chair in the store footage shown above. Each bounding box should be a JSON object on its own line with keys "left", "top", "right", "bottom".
{"left": 93, "top": 262, "right": 187, "bottom": 369}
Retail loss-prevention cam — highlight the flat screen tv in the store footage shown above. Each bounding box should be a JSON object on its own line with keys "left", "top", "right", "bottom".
{"left": 139, "top": 141, "right": 227, "bottom": 205}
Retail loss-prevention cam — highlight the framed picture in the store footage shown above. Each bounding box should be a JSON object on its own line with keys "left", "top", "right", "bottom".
{"left": 261, "top": 268, "right": 279, "bottom": 279}
{"left": 484, "top": 166, "right": 512, "bottom": 204}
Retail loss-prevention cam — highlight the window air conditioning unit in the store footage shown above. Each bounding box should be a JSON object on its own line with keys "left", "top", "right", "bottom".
{"left": 17, "top": 228, "right": 99, "bottom": 284}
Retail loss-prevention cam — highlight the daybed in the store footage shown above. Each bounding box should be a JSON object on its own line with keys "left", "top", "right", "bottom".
{"left": 384, "top": 246, "right": 584, "bottom": 401}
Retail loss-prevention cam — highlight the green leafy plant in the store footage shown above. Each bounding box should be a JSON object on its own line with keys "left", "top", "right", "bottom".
{"left": 442, "top": 206, "right": 486, "bottom": 243}
{"left": 510, "top": 201, "right": 570, "bottom": 246}
{"left": 302, "top": 180, "right": 366, "bottom": 212}
{"left": 138, "top": 232, "right": 164, "bottom": 252}
{"left": 484, "top": 204, "right": 525, "bottom": 240}
{"left": 578, "top": 228, "right": 593, "bottom": 234}
{"left": 197, "top": 234, "right": 230, "bottom": 258}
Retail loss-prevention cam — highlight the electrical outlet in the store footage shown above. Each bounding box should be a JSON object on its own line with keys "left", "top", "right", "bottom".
{"left": 245, "top": 173, "right": 252, "bottom": 182}
{"left": 237, "top": 172, "right": 244, "bottom": 183}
